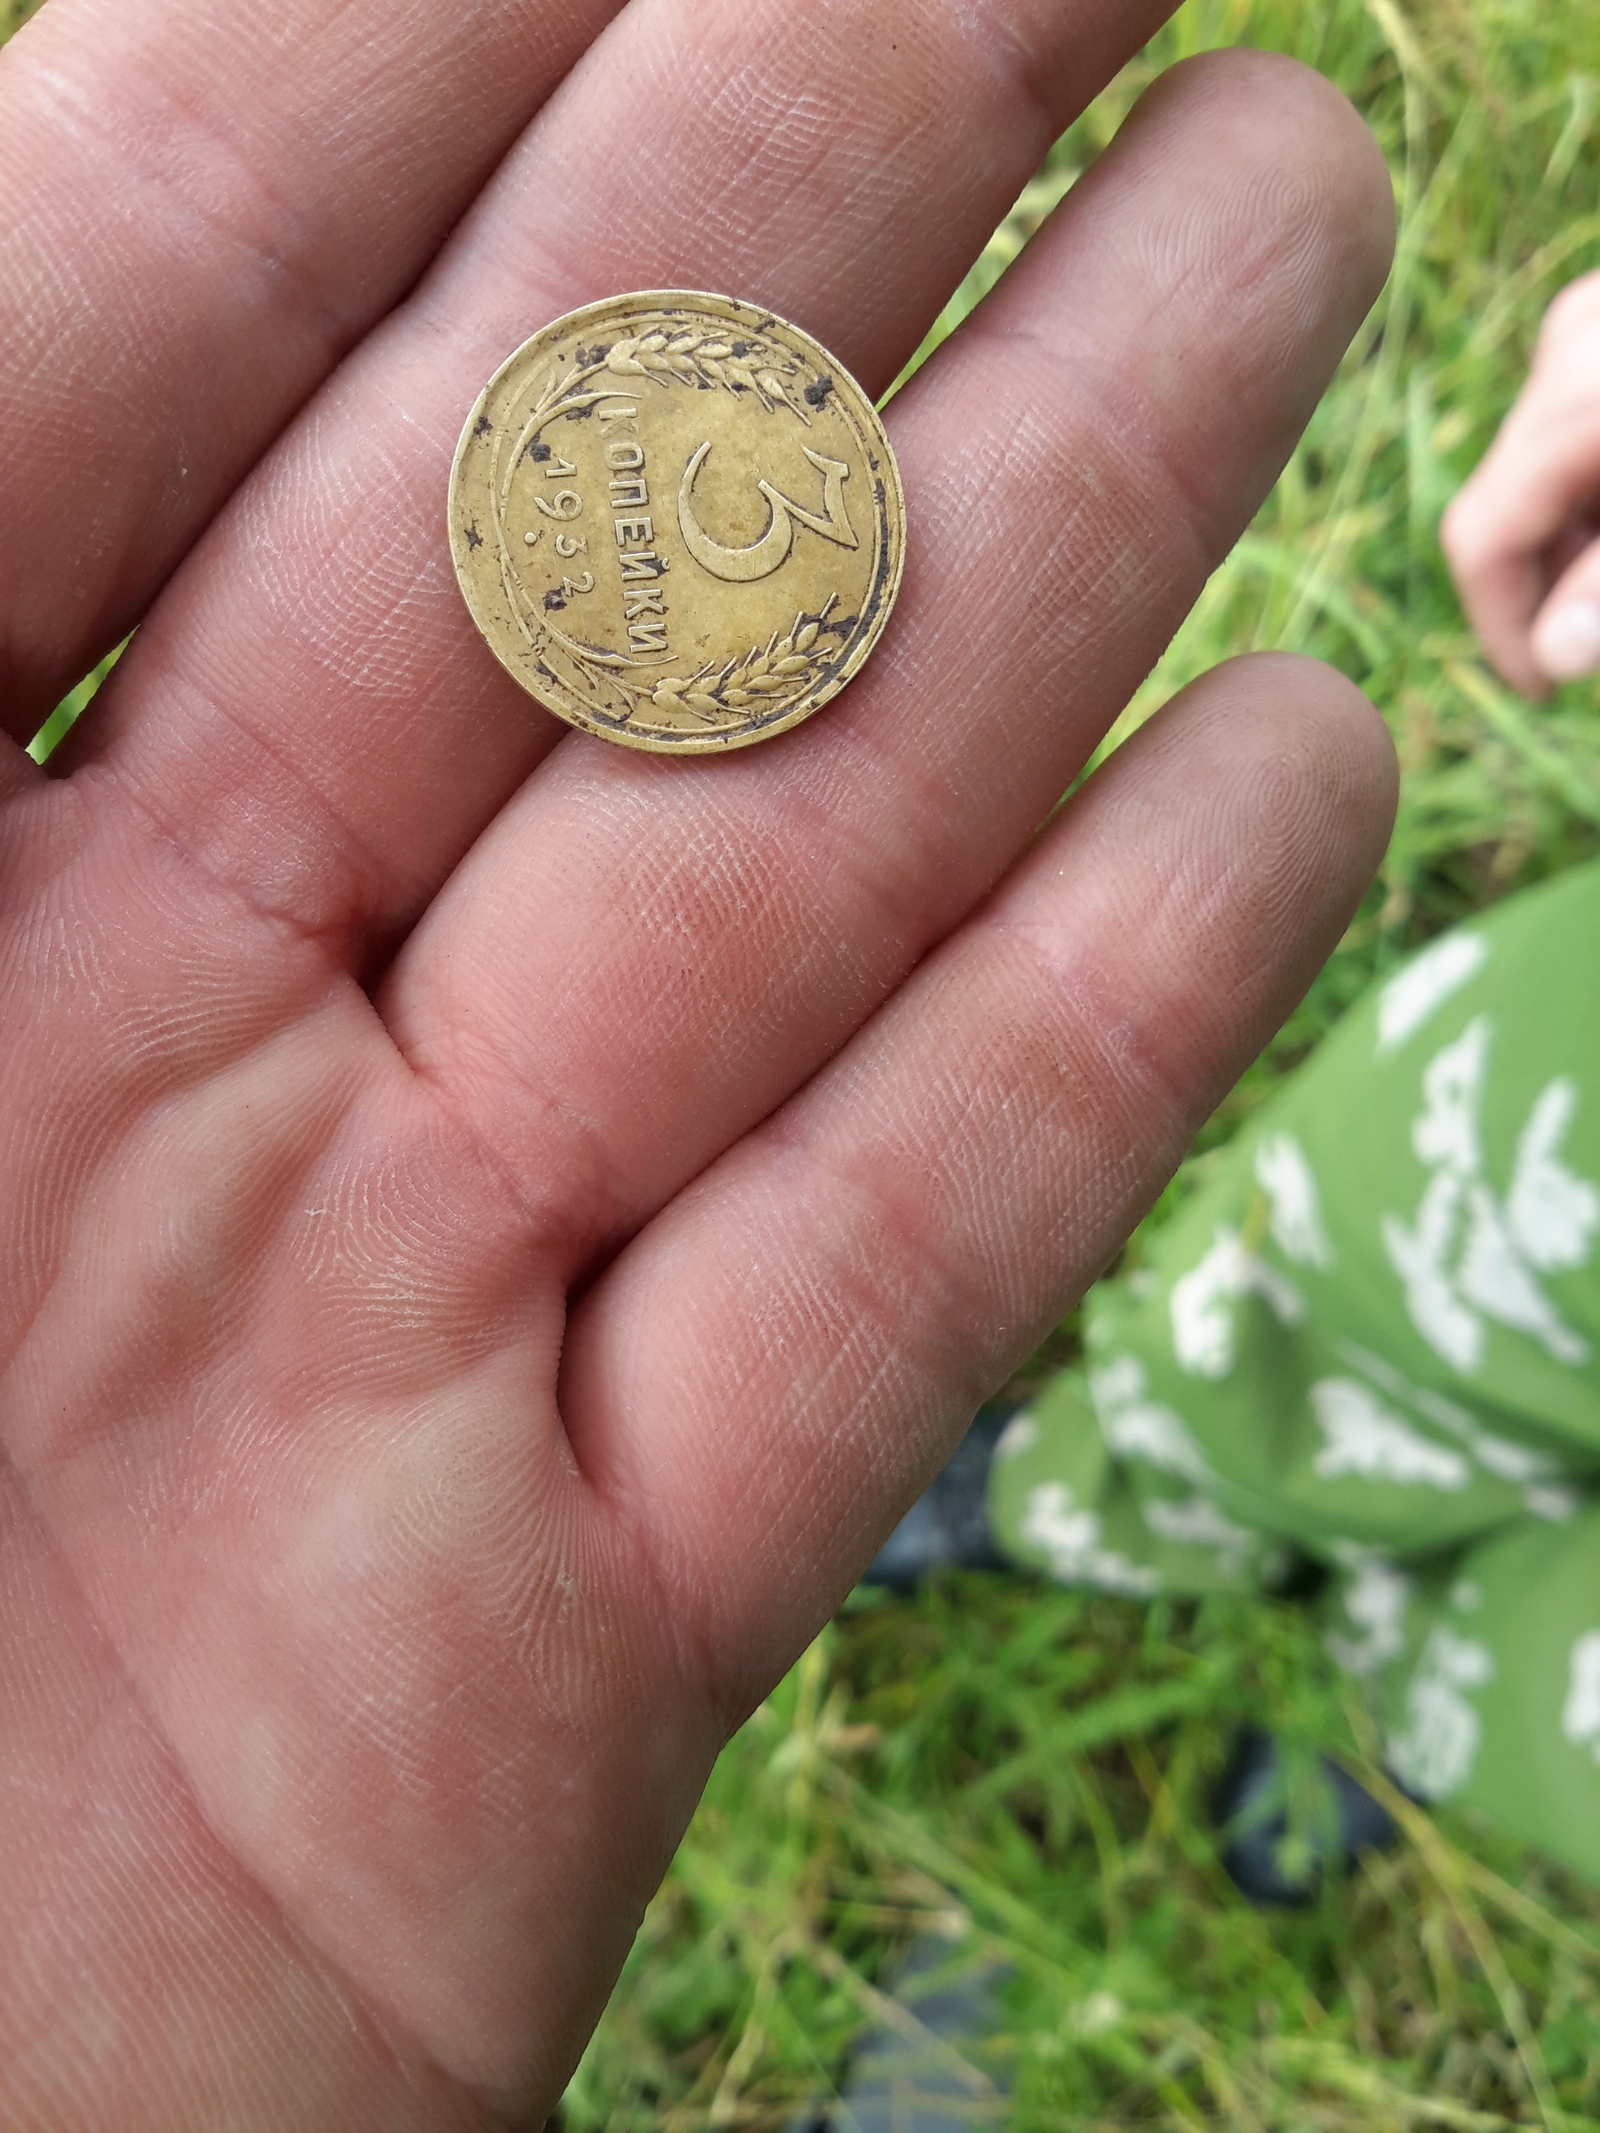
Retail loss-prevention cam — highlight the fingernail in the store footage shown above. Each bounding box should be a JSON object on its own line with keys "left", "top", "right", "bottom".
{"left": 1537, "top": 599, "right": 1600, "bottom": 682}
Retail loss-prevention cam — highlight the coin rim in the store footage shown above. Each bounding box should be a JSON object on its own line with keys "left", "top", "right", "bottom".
{"left": 448, "top": 289, "right": 906, "bottom": 755}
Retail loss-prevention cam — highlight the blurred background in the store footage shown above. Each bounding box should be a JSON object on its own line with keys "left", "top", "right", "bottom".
{"left": 7, "top": 0, "right": 1600, "bottom": 2123}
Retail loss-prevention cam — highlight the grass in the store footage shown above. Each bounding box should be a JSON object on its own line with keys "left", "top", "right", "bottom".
{"left": 565, "top": 1592, "right": 1600, "bottom": 2129}
{"left": 7, "top": 0, "right": 1600, "bottom": 2122}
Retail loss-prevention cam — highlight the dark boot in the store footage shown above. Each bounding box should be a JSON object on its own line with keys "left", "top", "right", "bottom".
{"left": 790, "top": 1939, "right": 1012, "bottom": 2131}
{"left": 1215, "top": 1726, "right": 1400, "bottom": 1906}
{"left": 861, "top": 1404, "right": 1016, "bottom": 1590}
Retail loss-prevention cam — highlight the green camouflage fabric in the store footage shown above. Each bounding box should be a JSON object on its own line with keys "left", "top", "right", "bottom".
{"left": 989, "top": 861, "right": 1600, "bottom": 1881}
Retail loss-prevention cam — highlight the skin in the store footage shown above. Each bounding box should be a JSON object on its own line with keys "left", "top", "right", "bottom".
{"left": 0, "top": 0, "right": 1397, "bottom": 2123}
{"left": 1444, "top": 267, "right": 1600, "bottom": 698}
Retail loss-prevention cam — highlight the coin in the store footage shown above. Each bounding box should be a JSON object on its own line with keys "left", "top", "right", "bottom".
{"left": 449, "top": 291, "right": 905, "bottom": 754}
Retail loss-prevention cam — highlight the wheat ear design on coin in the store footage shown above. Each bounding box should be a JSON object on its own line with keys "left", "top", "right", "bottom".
{"left": 646, "top": 596, "right": 842, "bottom": 726}
{"left": 519, "top": 329, "right": 813, "bottom": 435}
{"left": 600, "top": 330, "right": 813, "bottom": 422}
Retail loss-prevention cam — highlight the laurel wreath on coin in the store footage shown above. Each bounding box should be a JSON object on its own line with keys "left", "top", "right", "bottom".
{"left": 644, "top": 596, "right": 844, "bottom": 728}
{"left": 488, "top": 325, "right": 840, "bottom": 725}
{"left": 520, "top": 327, "right": 816, "bottom": 437}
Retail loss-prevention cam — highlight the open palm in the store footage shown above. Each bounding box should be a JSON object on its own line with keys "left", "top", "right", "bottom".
{"left": 0, "top": 0, "right": 1396, "bottom": 2121}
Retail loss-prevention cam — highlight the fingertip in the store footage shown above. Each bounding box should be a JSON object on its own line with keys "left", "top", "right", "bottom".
{"left": 1148, "top": 652, "right": 1397, "bottom": 920}
{"left": 1533, "top": 594, "right": 1600, "bottom": 686}
{"left": 1438, "top": 494, "right": 1554, "bottom": 696}
{"left": 1142, "top": 48, "right": 1397, "bottom": 322}
{"left": 1222, "top": 649, "right": 1398, "bottom": 876}
{"left": 1067, "top": 649, "right": 1399, "bottom": 982}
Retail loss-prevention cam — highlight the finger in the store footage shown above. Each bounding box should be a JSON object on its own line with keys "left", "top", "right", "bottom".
{"left": 83, "top": 0, "right": 1178, "bottom": 948}
{"left": 385, "top": 52, "right": 1395, "bottom": 1271}
{"left": 1440, "top": 533, "right": 1556, "bottom": 699}
{"left": 0, "top": 0, "right": 627, "bottom": 741}
{"left": 1532, "top": 531, "right": 1600, "bottom": 686}
{"left": 573, "top": 655, "right": 1396, "bottom": 1693}
{"left": 1442, "top": 274, "right": 1600, "bottom": 698}
{"left": 1443, "top": 420, "right": 1600, "bottom": 696}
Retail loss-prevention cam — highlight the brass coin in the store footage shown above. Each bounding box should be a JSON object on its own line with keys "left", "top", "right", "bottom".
{"left": 449, "top": 291, "right": 905, "bottom": 754}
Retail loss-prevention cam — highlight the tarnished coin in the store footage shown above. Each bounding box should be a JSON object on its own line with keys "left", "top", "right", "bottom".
{"left": 449, "top": 291, "right": 905, "bottom": 754}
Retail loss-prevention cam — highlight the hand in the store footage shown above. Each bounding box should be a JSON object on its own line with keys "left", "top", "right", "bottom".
{"left": 1443, "top": 269, "right": 1600, "bottom": 696}
{"left": 0, "top": 1, "right": 1394, "bottom": 2121}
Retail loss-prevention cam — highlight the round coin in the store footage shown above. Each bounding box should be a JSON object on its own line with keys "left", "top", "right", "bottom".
{"left": 449, "top": 291, "right": 905, "bottom": 754}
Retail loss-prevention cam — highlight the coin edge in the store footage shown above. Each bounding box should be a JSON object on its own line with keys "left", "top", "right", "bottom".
{"left": 447, "top": 289, "right": 906, "bottom": 756}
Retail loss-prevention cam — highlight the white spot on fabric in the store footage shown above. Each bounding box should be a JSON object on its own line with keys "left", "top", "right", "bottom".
{"left": 1561, "top": 1632, "right": 1600, "bottom": 1763}
{"left": 1388, "top": 1626, "right": 1494, "bottom": 1799}
{"left": 1375, "top": 932, "right": 1488, "bottom": 1056}
{"left": 1326, "top": 1558, "right": 1411, "bottom": 1675}
{"left": 1506, "top": 1079, "right": 1600, "bottom": 1272}
{"left": 1089, "top": 1354, "right": 1144, "bottom": 1409}
{"left": 1089, "top": 1356, "right": 1212, "bottom": 1484}
{"left": 1141, "top": 1492, "right": 1254, "bottom": 1573}
{"left": 1019, "top": 1483, "right": 1160, "bottom": 1595}
{"left": 1254, "top": 1132, "right": 1334, "bottom": 1269}
{"left": 1412, "top": 1387, "right": 1548, "bottom": 1482}
{"left": 1457, "top": 1183, "right": 1590, "bottom": 1364}
{"left": 1383, "top": 1174, "right": 1484, "bottom": 1370}
{"left": 1309, "top": 1378, "right": 1471, "bottom": 1489}
{"left": 1335, "top": 1340, "right": 1574, "bottom": 1517}
{"left": 1170, "top": 1228, "right": 1305, "bottom": 1379}
{"left": 1526, "top": 1485, "right": 1581, "bottom": 1522}
{"left": 1382, "top": 1020, "right": 1595, "bottom": 1372}
{"left": 1412, "top": 1017, "right": 1490, "bottom": 1176}
{"left": 994, "top": 1412, "right": 1038, "bottom": 1460}
{"left": 1140, "top": 1493, "right": 1249, "bottom": 1550}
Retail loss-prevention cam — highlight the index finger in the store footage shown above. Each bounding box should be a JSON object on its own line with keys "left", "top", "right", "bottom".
{"left": 0, "top": 0, "right": 624, "bottom": 741}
